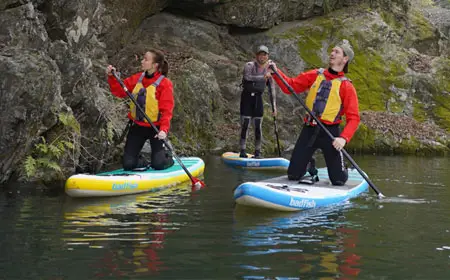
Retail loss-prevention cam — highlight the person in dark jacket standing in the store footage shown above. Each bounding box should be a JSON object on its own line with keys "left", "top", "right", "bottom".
{"left": 267, "top": 40, "right": 360, "bottom": 185}
{"left": 239, "top": 45, "right": 277, "bottom": 158}
{"left": 106, "top": 49, "right": 175, "bottom": 171}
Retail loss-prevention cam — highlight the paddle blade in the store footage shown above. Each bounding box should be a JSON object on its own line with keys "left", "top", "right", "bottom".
{"left": 191, "top": 177, "right": 206, "bottom": 191}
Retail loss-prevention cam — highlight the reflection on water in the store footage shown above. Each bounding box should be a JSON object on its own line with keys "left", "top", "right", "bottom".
{"left": 232, "top": 203, "right": 364, "bottom": 279}
{"left": 62, "top": 183, "right": 193, "bottom": 277}
{"left": 1, "top": 155, "right": 450, "bottom": 279}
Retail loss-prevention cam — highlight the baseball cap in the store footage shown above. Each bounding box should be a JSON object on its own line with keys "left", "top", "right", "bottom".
{"left": 336, "top": 39, "right": 354, "bottom": 63}
{"left": 256, "top": 45, "right": 269, "bottom": 54}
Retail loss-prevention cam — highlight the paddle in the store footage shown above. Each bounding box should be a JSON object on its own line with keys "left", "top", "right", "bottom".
{"left": 267, "top": 80, "right": 282, "bottom": 157}
{"left": 269, "top": 65, "right": 385, "bottom": 199}
{"left": 111, "top": 70, "right": 206, "bottom": 191}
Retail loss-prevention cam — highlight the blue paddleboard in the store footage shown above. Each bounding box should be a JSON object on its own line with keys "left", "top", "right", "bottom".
{"left": 221, "top": 152, "right": 289, "bottom": 170}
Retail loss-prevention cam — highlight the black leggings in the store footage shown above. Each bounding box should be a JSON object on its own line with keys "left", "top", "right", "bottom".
{"left": 288, "top": 124, "right": 348, "bottom": 186}
{"left": 240, "top": 116, "right": 263, "bottom": 151}
{"left": 123, "top": 124, "right": 174, "bottom": 171}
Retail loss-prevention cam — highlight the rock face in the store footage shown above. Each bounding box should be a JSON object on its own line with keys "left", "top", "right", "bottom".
{"left": 0, "top": 1, "right": 169, "bottom": 184}
{"left": 0, "top": 48, "right": 64, "bottom": 184}
{"left": 168, "top": 0, "right": 410, "bottom": 29}
{"left": 0, "top": 0, "right": 449, "bottom": 186}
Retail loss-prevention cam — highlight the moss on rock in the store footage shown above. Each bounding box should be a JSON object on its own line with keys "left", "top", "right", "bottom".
{"left": 412, "top": 101, "right": 428, "bottom": 122}
{"left": 346, "top": 123, "right": 377, "bottom": 153}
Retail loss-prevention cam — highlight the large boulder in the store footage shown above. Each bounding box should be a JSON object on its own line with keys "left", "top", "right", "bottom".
{"left": 0, "top": 48, "right": 65, "bottom": 183}
{"left": 169, "top": 0, "right": 410, "bottom": 29}
{"left": 0, "top": 3, "right": 49, "bottom": 50}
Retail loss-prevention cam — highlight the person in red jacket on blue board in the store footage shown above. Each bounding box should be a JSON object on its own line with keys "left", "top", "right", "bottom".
{"left": 266, "top": 39, "right": 360, "bottom": 186}
{"left": 106, "top": 49, "right": 175, "bottom": 171}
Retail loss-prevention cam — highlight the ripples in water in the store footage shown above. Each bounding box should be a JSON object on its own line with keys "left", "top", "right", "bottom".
{"left": 232, "top": 202, "right": 364, "bottom": 279}
{"left": 376, "top": 178, "right": 447, "bottom": 188}
{"left": 63, "top": 184, "right": 192, "bottom": 248}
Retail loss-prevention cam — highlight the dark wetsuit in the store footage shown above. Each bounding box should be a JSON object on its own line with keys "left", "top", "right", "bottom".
{"left": 240, "top": 61, "right": 276, "bottom": 154}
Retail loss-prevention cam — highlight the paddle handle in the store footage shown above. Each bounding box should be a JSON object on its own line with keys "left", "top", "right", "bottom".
{"left": 270, "top": 65, "right": 384, "bottom": 198}
{"left": 111, "top": 70, "right": 197, "bottom": 183}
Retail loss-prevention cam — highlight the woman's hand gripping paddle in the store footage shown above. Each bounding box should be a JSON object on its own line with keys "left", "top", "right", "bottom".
{"left": 111, "top": 70, "right": 206, "bottom": 191}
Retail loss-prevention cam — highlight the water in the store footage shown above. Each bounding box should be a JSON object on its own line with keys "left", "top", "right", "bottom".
{"left": 0, "top": 155, "right": 449, "bottom": 279}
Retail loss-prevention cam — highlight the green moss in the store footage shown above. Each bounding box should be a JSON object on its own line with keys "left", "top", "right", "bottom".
{"left": 432, "top": 59, "right": 450, "bottom": 132}
{"left": 396, "top": 136, "right": 421, "bottom": 154}
{"left": 346, "top": 123, "right": 377, "bottom": 152}
{"left": 276, "top": 17, "right": 336, "bottom": 68}
{"left": 389, "top": 100, "right": 404, "bottom": 113}
{"left": 347, "top": 51, "right": 388, "bottom": 111}
{"left": 408, "top": 10, "right": 435, "bottom": 40}
{"left": 394, "top": 136, "right": 449, "bottom": 156}
{"left": 348, "top": 44, "right": 407, "bottom": 112}
{"left": 380, "top": 10, "right": 405, "bottom": 32}
{"left": 412, "top": 101, "right": 428, "bottom": 122}
{"left": 433, "top": 96, "right": 450, "bottom": 133}
{"left": 295, "top": 27, "right": 330, "bottom": 68}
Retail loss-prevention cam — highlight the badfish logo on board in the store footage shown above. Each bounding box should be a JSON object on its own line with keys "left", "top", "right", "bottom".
{"left": 289, "top": 197, "right": 316, "bottom": 208}
{"left": 247, "top": 161, "right": 260, "bottom": 167}
{"left": 112, "top": 182, "right": 138, "bottom": 190}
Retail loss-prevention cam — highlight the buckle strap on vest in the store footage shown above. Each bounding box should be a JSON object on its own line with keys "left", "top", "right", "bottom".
{"left": 317, "top": 68, "right": 350, "bottom": 82}
{"left": 137, "top": 72, "right": 145, "bottom": 83}
{"left": 137, "top": 73, "right": 165, "bottom": 85}
{"left": 153, "top": 75, "right": 165, "bottom": 86}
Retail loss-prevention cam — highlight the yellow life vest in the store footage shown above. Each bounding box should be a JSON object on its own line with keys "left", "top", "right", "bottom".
{"left": 130, "top": 73, "right": 165, "bottom": 123}
{"left": 305, "top": 68, "right": 349, "bottom": 123}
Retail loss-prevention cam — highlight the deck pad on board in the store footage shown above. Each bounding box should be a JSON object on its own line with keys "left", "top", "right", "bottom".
{"left": 97, "top": 158, "right": 200, "bottom": 176}
{"left": 262, "top": 175, "right": 362, "bottom": 191}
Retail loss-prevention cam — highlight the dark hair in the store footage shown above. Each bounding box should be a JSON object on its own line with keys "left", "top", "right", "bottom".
{"left": 342, "top": 50, "right": 349, "bottom": 73}
{"left": 343, "top": 62, "right": 349, "bottom": 73}
{"left": 149, "top": 49, "right": 169, "bottom": 76}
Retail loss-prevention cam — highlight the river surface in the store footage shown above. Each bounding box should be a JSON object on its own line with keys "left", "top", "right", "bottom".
{"left": 0, "top": 155, "right": 449, "bottom": 279}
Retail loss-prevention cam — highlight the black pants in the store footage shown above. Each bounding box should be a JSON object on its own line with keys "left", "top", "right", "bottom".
{"left": 288, "top": 124, "right": 348, "bottom": 186}
{"left": 123, "top": 123, "right": 174, "bottom": 171}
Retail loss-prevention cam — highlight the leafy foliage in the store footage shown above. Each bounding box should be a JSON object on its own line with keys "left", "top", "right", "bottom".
{"left": 23, "top": 112, "right": 80, "bottom": 180}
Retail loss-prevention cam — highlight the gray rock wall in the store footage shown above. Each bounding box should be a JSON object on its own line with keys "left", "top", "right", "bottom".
{"left": 0, "top": 0, "right": 448, "bottom": 185}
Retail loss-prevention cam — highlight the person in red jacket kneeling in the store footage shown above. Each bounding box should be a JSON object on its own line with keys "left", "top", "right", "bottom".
{"left": 106, "top": 49, "right": 175, "bottom": 171}
{"left": 267, "top": 40, "right": 360, "bottom": 186}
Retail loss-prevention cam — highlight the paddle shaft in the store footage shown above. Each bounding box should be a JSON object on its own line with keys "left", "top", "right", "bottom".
{"left": 270, "top": 66, "right": 384, "bottom": 198}
{"left": 267, "top": 80, "right": 282, "bottom": 157}
{"left": 111, "top": 70, "right": 197, "bottom": 183}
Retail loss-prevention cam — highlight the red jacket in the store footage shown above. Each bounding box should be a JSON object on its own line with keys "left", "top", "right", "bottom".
{"left": 108, "top": 71, "right": 174, "bottom": 133}
{"left": 273, "top": 68, "right": 360, "bottom": 142}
